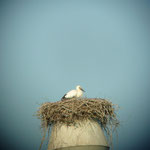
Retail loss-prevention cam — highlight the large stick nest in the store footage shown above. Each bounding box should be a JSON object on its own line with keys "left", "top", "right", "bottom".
{"left": 37, "top": 98, "right": 119, "bottom": 129}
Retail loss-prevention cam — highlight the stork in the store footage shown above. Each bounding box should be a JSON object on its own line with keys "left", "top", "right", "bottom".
{"left": 61, "top": 85, "right": 85, "bottom": 100}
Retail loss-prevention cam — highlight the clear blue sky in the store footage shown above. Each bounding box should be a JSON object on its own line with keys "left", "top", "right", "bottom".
{"left": 0, "top": 0, "right": 150, "bottom": 150}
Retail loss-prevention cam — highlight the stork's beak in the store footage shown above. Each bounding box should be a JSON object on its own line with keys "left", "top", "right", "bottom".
{"left": 80, "top": 88, "right": 85, "bottom": 92}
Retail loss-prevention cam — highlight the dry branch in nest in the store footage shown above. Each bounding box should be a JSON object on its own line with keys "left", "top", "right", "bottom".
{"left": 37, "top": 98, "right": 119, "bottom": 130}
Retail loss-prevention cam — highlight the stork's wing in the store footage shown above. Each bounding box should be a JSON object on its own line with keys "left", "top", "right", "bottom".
{"left": 61, "top": 94, "right": 67, "bottom": 100}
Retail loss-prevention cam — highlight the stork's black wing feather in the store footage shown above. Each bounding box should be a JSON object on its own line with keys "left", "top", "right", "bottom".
{"left": 61, "top": 94, "right": 67, "bottom": 100}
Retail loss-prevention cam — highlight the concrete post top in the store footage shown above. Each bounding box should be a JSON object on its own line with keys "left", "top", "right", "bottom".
{"left": 48, "top": 119, "right": 109, "bottom": 150}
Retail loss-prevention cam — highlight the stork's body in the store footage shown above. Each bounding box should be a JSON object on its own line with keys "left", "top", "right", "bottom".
{"left": 61, "top": 85, "right": 85, "bottom": 100}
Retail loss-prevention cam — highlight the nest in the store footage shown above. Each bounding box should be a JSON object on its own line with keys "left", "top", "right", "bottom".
{"left": 37, "top": 98, "right": 119, "bottom": 129}
{"left": 37, "top": 98, "right": 119, "bottom": 150}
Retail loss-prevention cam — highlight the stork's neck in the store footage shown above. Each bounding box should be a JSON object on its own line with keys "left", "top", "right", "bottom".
{"left": 76, "top": 87, "right": 80, "bottom": 91}
{"left": 76, "top": 89, "right": 83, "bottom": 97}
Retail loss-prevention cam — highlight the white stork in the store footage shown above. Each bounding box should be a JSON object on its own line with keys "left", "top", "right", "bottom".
{"left": 61, "top": 85, "right": 85, "bottom": 100}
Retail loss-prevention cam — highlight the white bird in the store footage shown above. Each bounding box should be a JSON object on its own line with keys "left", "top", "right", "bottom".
{"left": 61, "top": 85, "right": 85, "bottom": 100}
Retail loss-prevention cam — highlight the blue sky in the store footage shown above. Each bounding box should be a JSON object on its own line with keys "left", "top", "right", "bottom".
{"left": 0, "top": 0, "right": 150, "bottom": 150}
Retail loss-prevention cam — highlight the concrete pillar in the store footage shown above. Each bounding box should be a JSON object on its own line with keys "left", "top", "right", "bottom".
{"left": 48, "top": 119, "right": 109, "bottom": 150}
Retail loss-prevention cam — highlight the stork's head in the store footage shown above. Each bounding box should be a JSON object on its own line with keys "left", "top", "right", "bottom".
{"left": 76, "top": 85, "right": 85, "bottom": 92}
